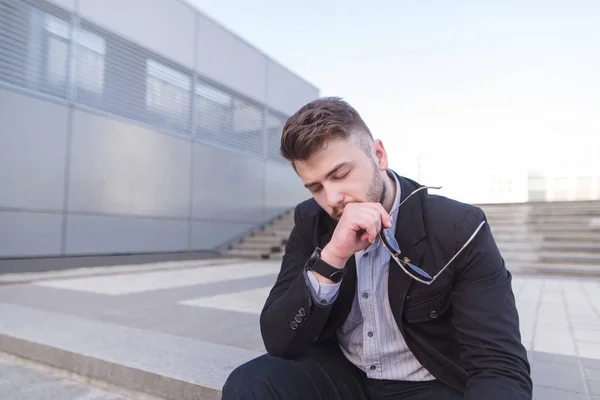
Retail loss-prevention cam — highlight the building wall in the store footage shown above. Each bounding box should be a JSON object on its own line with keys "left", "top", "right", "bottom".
{"left": 0, "top": 0, "right": 318, "bottom": 258}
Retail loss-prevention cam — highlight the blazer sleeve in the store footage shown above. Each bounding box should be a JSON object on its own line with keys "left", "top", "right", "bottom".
{"left": 451, "top": 207, "right": 533, "bottom": 400}
{"left": 259, "top": 204, "right": 337, "bottom": 358}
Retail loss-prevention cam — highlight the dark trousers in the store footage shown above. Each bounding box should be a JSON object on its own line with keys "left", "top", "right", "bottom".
{"left": 222, "top": 341, "right": 463, "bottom": 400}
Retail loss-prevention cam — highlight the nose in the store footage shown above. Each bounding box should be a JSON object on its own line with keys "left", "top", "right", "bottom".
{"left": 324, "top": 185, "right": 344, "bottom": 209}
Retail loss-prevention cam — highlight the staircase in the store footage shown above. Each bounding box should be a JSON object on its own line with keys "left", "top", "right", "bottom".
{"left": 481, "top": 200, "right": 600, "bottom": 276}
{"left": 220, "top": 200, "right": 600, "bottom": 277}
{"left": 219, "top": 211, "right": 294, "bottom": 260}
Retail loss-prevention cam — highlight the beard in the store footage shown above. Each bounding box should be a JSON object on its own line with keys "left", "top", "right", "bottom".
{"left": 331, "top": 165, "right": 386, "bottom": 220}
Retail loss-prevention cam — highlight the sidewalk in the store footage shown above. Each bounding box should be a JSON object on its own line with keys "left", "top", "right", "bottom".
{"left": 1, "top": 258, "right": 599, "bottom": 399}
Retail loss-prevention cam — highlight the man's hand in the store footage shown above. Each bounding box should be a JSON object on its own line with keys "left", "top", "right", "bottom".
{"left": 313, "top": 203, "right": 392, "bottom": 284}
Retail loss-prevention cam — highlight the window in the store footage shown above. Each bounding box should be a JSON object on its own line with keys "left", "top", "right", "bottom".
{"left": 195, "top": 80, "right": 233, "bottom": 142}
{"left": 146, "top": 59, "right": 191, "bottom": 130}
{"left": 43, "top": 14, "right": 105, "bottom": 95}
{"left": 232, "top": 97, "right": 264, "bottom": 156}
{"left": 266, "top": 111, "right": 288, "bottom": 163}
{"left": 75, "top": 28, "right": 106, "bottom": 94}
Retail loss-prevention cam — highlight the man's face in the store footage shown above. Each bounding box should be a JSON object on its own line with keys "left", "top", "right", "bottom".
{"left": 295, "top": 136, "right": 389, "bottom": 220}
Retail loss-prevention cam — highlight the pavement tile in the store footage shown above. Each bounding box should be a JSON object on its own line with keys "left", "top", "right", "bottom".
{"left": 535, "top": 352, "right": 580, "bottom": 365}
{"left": 533, "top": 386, "right": 588, "bottom": 400}
{"left": 573, "top": 323, "right": 600, "bottom": 332}
{"left": 574, "top": 329, "right": 600, "bottom": 343}
{"left": 534, "top": 334, "right": 576, "bottom": 356}
{"left": 533, "top": 360, "right": 582, "bottom": 378}
{"left": 577, "top": 342, "right": 600, "bottom": 360}
{"left": 590, "top": 380, "right": 600, "bottom": 396}
{"left": 586, "top": 368, "right": 600, "bottom": 382}
{"left": 532, "top": 370, "right": 587, "bottom": 393}
{"left": 583, "top": 358, "right": 600, "bottom": 370}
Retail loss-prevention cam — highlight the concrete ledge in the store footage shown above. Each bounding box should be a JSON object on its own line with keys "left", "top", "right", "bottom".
{"left": 0, "top": 334, "right": 217, "bottom": 400}
{"left": 0, "top": 304, "right": 262, "bottom": 400}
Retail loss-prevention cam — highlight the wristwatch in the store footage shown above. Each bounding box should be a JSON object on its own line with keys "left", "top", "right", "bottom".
{"left": 305, "top": 247, "right": 346, "bottom": 283}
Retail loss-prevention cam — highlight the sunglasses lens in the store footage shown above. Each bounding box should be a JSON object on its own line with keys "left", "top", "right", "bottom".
{"left": 381, "top": 229, "right": 400, "bottom": 253}
{"left": 406, "top": 262, "right": 433, "bottom": 280}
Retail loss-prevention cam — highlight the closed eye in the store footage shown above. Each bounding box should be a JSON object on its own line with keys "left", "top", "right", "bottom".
{"left": 333, "top": 170, "right": 350, "bottom": 180}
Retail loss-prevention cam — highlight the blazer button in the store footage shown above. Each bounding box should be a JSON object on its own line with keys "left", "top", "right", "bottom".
{"left": 295, "top": 314, "right": 303, "bottom": 323}
{"left": 290, "top": 321, "right": 299, "bottom": 330}
{"left": 299, "top": 308, "right": 307, "bottom": 317}
{"left": 429, "top": 310, "right": 438, "bottom": 319}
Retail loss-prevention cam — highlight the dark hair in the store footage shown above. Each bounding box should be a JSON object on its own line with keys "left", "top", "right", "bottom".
{"left": 280, "top": 97, "right": 374, "bottom": 166}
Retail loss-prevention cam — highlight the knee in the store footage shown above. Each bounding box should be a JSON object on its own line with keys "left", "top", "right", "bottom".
{"left": 221, "top": 355, "right": 279, "bottom": 399}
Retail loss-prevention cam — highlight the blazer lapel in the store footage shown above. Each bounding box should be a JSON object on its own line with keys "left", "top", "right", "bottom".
{"left": 387, "top": 174, "right": 428, "bottom": 324}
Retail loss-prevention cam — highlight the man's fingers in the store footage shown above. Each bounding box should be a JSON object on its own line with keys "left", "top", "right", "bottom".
{"left": 359, "top": 203, "right": 392, "bottom": 228}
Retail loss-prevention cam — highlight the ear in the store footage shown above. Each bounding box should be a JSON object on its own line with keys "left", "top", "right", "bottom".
{"left": 372, "top": 139, "right": 389, "bottom": 171}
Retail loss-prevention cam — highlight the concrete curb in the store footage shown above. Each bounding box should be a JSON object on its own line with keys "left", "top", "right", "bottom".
{"left": 0, "top": 333, "right": 221, "bottom": 400}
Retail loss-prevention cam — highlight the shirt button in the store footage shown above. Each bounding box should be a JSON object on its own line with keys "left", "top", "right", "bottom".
{"left": 362, "top": 292, "right": 369, "bottom": 299}
{"left": 370, "top": 365, "right": 376, "bottom": 371}
{"left": 364, "top": 252, "right": 369, "bottom": 257}
{"left": 429, "top": 310, "right": 439, "bottom": 319}
{"left": 367, "top": 331, "right": 373, "bottom": 337}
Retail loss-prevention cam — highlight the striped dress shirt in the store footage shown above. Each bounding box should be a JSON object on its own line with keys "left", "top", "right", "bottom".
{"left": 306, "top": 171, "right": 435, "bottom": 381}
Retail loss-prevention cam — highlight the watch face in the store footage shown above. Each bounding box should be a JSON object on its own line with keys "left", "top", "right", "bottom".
{"left": 330, "top": 269, "right": 345, "bottom": 283}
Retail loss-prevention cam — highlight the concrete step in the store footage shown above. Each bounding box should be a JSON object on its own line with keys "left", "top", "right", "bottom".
{"left": 491, "top": 224, "right": 599, "bottom": 233}
{"left": 0, "top": 303, "right": 262, "bottom": 400}
{"left": 238, "top": 235, "right": 284, "bottom": 245}
{"left": 499, "top": 241, "right": 600, "bottom": 253}
{"left": 544, "top": 233, "right": 600, "bottom": 243}
{"left": 502, "top": 249, "right": 600, "bottom": 265}
{"left": 488, "top": 217, "right": 598, "bottom": 227}
{"left": 507, "top": 262, "right": 600, "bottom": 277}
{"left": 222, "top": 249, "right": 271, "bottom": 259}
{"left": 259, "top": 226, "right": 292, "bottom": 236}
{"left": 499, "top": 251, "right": 541, "bottom": 263}
{"left": 485, "top": 210, "right": 600, "bottom": 220}
{"left": 233, "top": 243, "right": 282, "bottom": 253}
{"left": 540, "top": 251, "right": 600, "bottom": 264}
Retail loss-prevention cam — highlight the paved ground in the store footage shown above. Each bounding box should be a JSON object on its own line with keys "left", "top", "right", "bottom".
{"left": 0, "top": 251, "right": 216, "bottom": 274}
{"left": 1, "top": 258, "right": 600, "bottom": 399}
{"left": 0, "top": 352, "right": 129, "bottom": 400}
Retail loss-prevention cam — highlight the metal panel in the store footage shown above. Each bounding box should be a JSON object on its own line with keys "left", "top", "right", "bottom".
{"left": 45, "top": 0, "right": 76, "bottom": 12}
{"left": 191, "top": 220, "right": 257, "bottom": 250}
{"left": 265, "top": 110, "right": 288, "bottom": 164}
{"left": 0, "top": 211, "right": 62, "bottom": 257}
{"left": 0, "top": 0, "right": 70, "bottom": 99}
{"left": 65, "top": 214, "right": 188, "bottom": 254}
{"left": 195, "top": 12, "right": 267, "bottom": 104}
{"left": 266, "top": 60, "right": 319, "bottom": 115}
{"left": 193, "top": 143, "right": 265, "bottom": 222}
{"left": 265, "top": 162, "right": 308, "bottom": 210}
{"left": 0, "top": 88, "right": 68, "bottom": 210}
{"left": 68, "top": 109, "right": 191, "bottom": 217}
{"left": 78, "top": 0, "right": 195, "bottom": 70}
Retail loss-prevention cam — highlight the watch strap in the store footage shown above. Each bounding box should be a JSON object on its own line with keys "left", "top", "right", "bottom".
{"left": 306, "top": 247, "right": 346, "bottom": 283}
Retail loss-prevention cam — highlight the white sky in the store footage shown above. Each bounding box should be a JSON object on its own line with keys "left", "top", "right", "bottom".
{"left": 185, "top": 0, "right": 600, "bottom": 202}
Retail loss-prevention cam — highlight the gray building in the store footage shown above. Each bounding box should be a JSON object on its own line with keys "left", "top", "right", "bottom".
{"left": 0, "top": 0, "right": 318, "bottom": 258}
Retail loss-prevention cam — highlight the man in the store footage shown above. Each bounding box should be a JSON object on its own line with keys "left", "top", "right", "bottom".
{"left": 222, "top": 97, "right": 532, "bottom": 399}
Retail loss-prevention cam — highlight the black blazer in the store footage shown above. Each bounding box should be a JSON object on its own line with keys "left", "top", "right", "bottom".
{"left": 260, "top": 173, "right": 533, "bottom": 400}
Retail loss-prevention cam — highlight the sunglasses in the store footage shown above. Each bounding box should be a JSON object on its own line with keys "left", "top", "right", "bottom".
{"left": 379, "top": 185, "right": 486, "bottom": 285}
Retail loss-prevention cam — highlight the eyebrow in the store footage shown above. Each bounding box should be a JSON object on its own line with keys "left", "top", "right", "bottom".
{"left": 304, "top": 162, "right": 350, "bottom": 188}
